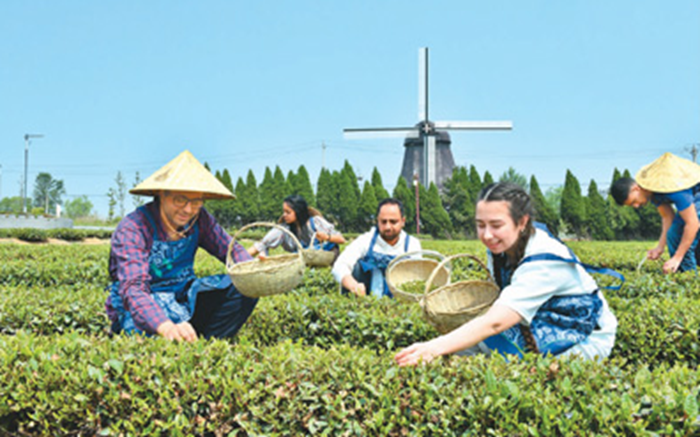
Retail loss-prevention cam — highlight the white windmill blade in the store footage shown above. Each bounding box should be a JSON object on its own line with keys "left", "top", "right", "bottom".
{"left": 433, "top": 120, "right": 513, "bottom": 130}
{"left": 418, "top": 47, "right": 429, "bottom": 123}
{"left": 343, "top": 128, "right": 420, "bottom": 139}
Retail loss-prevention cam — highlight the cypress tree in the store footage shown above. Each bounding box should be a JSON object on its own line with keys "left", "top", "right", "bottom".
{"left": 336, "top": 171, "right": 358, "bottom": 231}
{"left": 239, "top": 170, "right": 260, "bottom": 225}
{"left": 421, "top": 182, "right": 452, "bottom": 238}
{"left": 258, "top": 167, "right": 277, "bottom": 221}
{"left": 392, "top": 176, "right": 416, "bottom": 233}
{"left": 587, "top": 180, "right": 614, "bottom": 240}
{"left": 530, "top": 175, "right": 559, "bottom": 235}
{"left": 286, "top": 170, "right": 298, "bottom": 198}
{"left": 221, "top": 169, "right": 234, "bottom": 192}
{"left": 316, "top": 168, "right": 334, "bottom": 220}
{"left": 341, "top": 160, "right": 361, "bottom": 200}
{"left": 228, "top": 177, "right": 245, "bottom": 228}
{"left": 371, "top": 167, "right": 390, "bottom": 201}
{"left": 295, "top": 165, "right": 316, "bottom": 206}
{"left": 358, "top": 181, "right": 378, "bottom": 229}
{"left": 499, "top": 167, "right": 529, "bottom": 190}
{"left": 206, "top": 168, "right": 236, "bottom": 227}
{"left": 561, "top": 170, "right": 587, "bottom": 238}
{"left": 468, "top": 165, "right": 481, "bottom": 202}
{"left": 270, "top": 166, "right": 289, "bottom": 219}
{"left": 442, "top": 167, "right": 474, "bottom": 238}
{"left": 611, "top": 168, "right": 622, "bottom": 183}
{"left": 482, "top": 171, "right": 494, "bottom": 187}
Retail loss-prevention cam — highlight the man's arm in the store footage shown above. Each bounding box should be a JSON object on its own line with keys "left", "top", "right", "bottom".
{"left": 649, "top": 204, "right": 675, "bottom": 260}
{"left": 663, "top": 204, "right": 700, "bottom": 273}
{"left": 331, "top": 233, "right": 369, "bottom": 296}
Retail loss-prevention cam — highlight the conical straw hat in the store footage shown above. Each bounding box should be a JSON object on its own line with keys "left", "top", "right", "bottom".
{"left": 635, "top": 152, "right": 700, "bottom": 193}
{"left": 130, "top": 150, "right": 235, "bottom": 199}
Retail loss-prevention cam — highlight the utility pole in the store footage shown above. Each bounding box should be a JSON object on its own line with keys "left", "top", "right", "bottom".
{"left": 23, "top": 134, "right": 44, "bottom": 213}
{"left": 321, "top": 142, "right": 327, "bottom": 169}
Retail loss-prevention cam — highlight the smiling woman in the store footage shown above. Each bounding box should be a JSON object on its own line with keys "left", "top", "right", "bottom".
{"left": 395, "top": 182, "right": 619, "bottom": 366}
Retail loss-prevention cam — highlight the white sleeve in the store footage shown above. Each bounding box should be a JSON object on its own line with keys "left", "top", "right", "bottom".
{"left": 312, "top": 216, "right": 338, "bottom": 236}
{"left": 331, "top": 232, "right": 370, "bottom": 283}
{"left": 253, "top": 228, "right": 284, "bottom": 253}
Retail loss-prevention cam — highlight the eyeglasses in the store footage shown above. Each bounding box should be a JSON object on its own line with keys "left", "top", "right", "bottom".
{"left": 170, "top": 194, "right": 204, "bottom": 209}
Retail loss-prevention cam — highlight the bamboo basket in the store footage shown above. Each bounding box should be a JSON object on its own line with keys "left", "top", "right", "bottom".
{"left": 420, "top": 253, "right": 500, "bottom": 334}
{"left": 226, "top": 222, "right": 305, "bottom": 298}
{"left": 302, "top": 232, "right": 337, "bottom": 268}
{"left": 386, "top": 250, "right": 451, "bottom": 303}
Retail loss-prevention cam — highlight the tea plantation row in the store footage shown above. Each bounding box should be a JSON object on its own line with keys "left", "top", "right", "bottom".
{"left": 1, "top": 241, "right": 699, "bottom": 435}
{"left": 1, "top": 333, "right": 698, "bottom": 436}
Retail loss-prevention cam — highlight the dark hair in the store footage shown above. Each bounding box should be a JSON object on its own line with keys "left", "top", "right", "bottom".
{"left": 610, "top": 177, "right": 635, "bottom": 206}
{"left": 283, "top": 194, "right": 310, "bottom": 236}
{"left": 376, "top": 198, "right": 404, "bottom": 218}
{"left": 477, "top": 182, "right": 536, "bottom": 265}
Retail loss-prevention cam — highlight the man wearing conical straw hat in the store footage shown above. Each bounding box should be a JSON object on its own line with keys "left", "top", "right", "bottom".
{"left": 105, "top": 150, "right": 258, "bottom": 341}
{"left": 611, "top": 152, "right": 700, "bottom": 274}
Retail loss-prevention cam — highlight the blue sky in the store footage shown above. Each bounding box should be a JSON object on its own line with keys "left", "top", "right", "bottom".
{"left": 1, "top": 1, "right": 698, "bottom": 218}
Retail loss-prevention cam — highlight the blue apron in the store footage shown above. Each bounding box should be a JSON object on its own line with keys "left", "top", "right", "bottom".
{"left": 482, "top": 222, "right": 623, "bottom": 357}
{"left": 108, "top": 206, "right": 233, "bottom": 335}
{"left": 358, "top": 228, "right": 410, "bottom": 298}
{"left": 303, "top": 218, "right": 339, "bottom": 252}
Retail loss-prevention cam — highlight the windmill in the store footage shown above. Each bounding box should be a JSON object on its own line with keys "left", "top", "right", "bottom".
{"left": 344, "top": 47, "right": 513, "bottom": 189}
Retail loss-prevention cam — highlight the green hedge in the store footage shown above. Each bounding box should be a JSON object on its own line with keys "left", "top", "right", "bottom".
{"left": 241, "top": 291, "right": 438, "bottom": 351}
{"left": 0, "top": 285, "right": 108, "bottom": 336}
{"left": 2, "top": 276, "right": 698, "bottom": 369}
{"left": 2, "top": 242, "right": 699, "bottom": 435}
{"left": 0, "top": 227, "right": 113, "bottom": 242}
{"left": 0, "top": 333, "right": 698, "bottom": 436}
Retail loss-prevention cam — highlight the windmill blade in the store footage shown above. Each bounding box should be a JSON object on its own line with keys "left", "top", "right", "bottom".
{"left": 418, "top": 47, "right": 429, "bottom": 123}
{"left": 433, "top": 120, "right": 513, "bottom": 130}
{"left": 343, "top": 128, "right": 420, "bottom": 139}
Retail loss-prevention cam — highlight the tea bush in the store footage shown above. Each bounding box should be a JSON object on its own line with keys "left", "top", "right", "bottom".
{"left": 0, "top": 333, "right": 698, "bottom": 436}
{"left": 2, "top": 241, "right": 699, "bottom": 435}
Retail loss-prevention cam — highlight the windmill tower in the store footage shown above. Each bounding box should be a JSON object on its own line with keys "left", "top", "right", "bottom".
{"left": 344, "top": 47, "right": 513, "bottom": 189}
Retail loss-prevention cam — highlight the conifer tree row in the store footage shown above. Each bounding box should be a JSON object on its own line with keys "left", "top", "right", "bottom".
{"left": 204, "top": 162, "right": 661, "bottom": 240}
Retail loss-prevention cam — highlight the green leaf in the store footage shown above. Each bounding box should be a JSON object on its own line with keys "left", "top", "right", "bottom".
{"left": 684, "top": 394, "right": 699, "bottom": 419}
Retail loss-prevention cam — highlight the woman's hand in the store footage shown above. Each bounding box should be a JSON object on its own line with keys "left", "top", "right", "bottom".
{"left": 316, "top": 232, "right": 329, "bottom": 242}
{"left": 394, "top": 341, "right": 441, "bottom": 367}
{"left": 156, "top": 320, "right": 198, "bottom": 342}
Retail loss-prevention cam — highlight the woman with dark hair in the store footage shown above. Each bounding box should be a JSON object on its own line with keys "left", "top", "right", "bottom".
{"left": 248, "top": 194, "right": 346, "bottom": 260}
{"left": 395, "top": 182, "right": 618, "bottom": 365}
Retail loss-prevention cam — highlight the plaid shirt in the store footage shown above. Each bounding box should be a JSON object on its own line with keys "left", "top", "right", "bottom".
{"left": 108, "top": 201, "right": 251, "bottom": 334}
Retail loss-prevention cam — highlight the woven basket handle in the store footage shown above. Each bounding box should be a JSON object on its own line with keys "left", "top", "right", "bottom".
{"left": 309, "top": 231, "right": 323, "bottom": 248}
{"left": 226, "top": 221, "right": 304, "bottom": 271}
{"left": 386, "top": 249, "right": 447, "bottom": 278}
{"left": 424, "top": 253, "right": 494, "bottom": 296}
